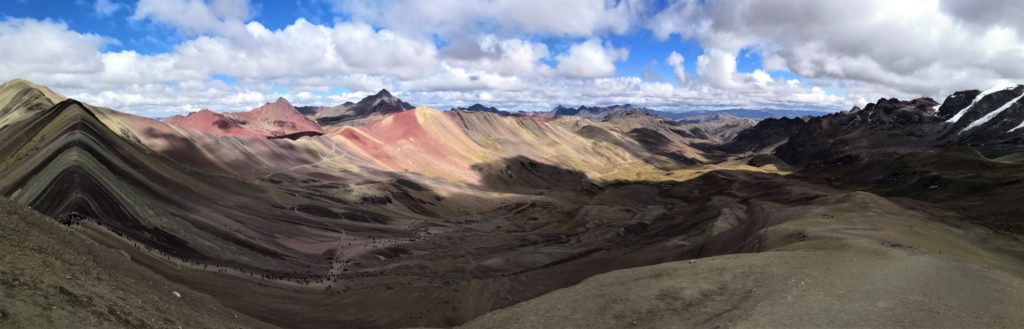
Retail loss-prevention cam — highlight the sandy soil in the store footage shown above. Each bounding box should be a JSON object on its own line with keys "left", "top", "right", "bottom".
{"left": 461, "top": 191, "right": 1024, "bottom": 329}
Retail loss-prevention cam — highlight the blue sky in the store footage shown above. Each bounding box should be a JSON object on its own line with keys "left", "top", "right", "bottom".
{"left": 2, "top": 0, "right": 710, "bottom": 87}
{"left": 0, "top": 0, "right": 1019, "bottom": 116}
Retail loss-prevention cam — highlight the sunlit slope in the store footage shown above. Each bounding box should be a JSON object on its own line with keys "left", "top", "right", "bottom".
{"left": 331, "top": 107, "right": 681, "bottom": 182}
{"left": 100, "top": 107, "right": 375, "bottom": 178}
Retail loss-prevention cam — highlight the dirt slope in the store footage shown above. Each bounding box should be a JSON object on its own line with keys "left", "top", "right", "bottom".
{"left": 0, "top": 196, "right": 274, "bottom": 329}
{"left": 462, "top": 191, "right": 1024, "bottom": 329}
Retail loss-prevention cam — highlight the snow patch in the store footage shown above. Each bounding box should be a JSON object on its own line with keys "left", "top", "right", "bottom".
{"left": 960, "top": 92, "right": 1024, "bottom": 133}
{"left": 947, "top": 83, "right": 1019, "bottom": 123}
{"left": 1011, "top": 121, "right": 1024, "bottom": 133}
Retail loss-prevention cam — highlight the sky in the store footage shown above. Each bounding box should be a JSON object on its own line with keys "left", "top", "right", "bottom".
{"left": 1, "top": 0, "right": 1022, "bottom": 117}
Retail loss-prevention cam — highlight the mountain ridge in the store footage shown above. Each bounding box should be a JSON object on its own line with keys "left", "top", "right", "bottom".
{"left": 4, "top": 78, "right": 1024, "bottom": 328}
{"left": 165, "top": 97, "right": 324, "bottom": 139}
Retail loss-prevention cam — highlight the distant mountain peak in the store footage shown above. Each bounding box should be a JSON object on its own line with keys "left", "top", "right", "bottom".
{"left": 254, "top": 97, "right": 302, "bottom": 117}
{"left": 309, "top": 89, "right": 415, "bottom": 125}
{"left": 374, "top": 89, "right": 394, "bottom": 98}
{"left": 451, "top": 103, "right": 510, "bottom": 115}
{"left": 549, "top": 103, "right": 654, "bottom": 122}
{"left": 165, "top": 96, "right": 322, "bottom": 139}
{"left": 355, "top": 89, "right": 413, "bottom": 112}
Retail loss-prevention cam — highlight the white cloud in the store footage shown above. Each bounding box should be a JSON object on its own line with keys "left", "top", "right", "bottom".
{"left": 650, "top": 0, "right": 1024, "bottom": 101}
{"left": 695, "top": 48, "right": 737, "bottom": 89}
{"left": 168, "top": 19, "right": 439, "bottom": 80}
{"left": 0, "top": 19, "right": 108, "bottom": 78}
{"left": 666, "top": 51, "right": 686, "bottom": 84}
{"left": 750, "top": 69, "right": 773, "bottom": 87}
{"left": 405, "top": 75, "right": 843, "bottom": 113}
{"left": 556, "top": 39, "right": 629, "bottom": 79}
{"left": 132, "top": 0, "right": 252, "bottom": 35}
{"left": 442, "top": 35, "right": 552, "bottom": 77}
{"left": 93, "top": 0, "right": 124, "bottom": 17}
{"left": 0, "top": 1, "right": 856, "bottom": 117}
{"left": 489, "top": 0, "right": 645, "bottom": 36}
{"left": 333, "top": 0, "right": 649, "bottom": 37}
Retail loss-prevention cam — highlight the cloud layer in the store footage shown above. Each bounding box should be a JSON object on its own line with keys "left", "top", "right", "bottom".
{"left": 1, "top": 0, "right": 1020, "bottom": 116}
{"left": 650, "top": 0, "right": 1024, "bottom": 104}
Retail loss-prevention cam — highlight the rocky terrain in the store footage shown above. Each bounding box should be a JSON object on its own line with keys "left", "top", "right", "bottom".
{"left": 2, "top": 78, "right": 1024, "bottom": 328}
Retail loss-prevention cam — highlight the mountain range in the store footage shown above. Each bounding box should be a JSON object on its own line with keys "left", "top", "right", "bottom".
{"left": 445, "top": 102, "right": 825, "bottom": 121}
{"left": 2, "top": 78, "right": 1024, "bottom": 328}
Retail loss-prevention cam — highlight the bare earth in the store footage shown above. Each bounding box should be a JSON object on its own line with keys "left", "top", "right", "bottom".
{"left": 0, "top": 197, "right": 273, "bottom": 329}
{"left": 462, "top": 192, "right": 1024, "bottom": 329}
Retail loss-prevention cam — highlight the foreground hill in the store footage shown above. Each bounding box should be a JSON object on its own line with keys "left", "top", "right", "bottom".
{"left": 464, "top": 191, "right": 1024, "bottom": 328}
{"left": 0, "top": 196, "right": 272, "bottom": 328}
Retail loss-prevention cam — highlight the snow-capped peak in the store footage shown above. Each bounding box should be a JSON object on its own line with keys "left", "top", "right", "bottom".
{"left": 947, "top": 82, "right": 1019, "bottom": 123}
{"left": 960, "top": 93, "right": 1024, "bottom": 133}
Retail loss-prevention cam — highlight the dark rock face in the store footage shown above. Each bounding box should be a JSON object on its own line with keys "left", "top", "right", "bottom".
{"left": 774, "top": 97, "right": 943, "bottom": 167}
{"left": 295, "top": 106, "right": 320, "bottom": 116}
{"left": 937, "top": 89, "right": 982, "bottom": 120}
{"left": 944, "top": 86, "right": 1024, "bottom": 134}
{"left": 352, "top": 89, "right": 414, "bottom": 116}
{"left": 550, "top": 104, "right": 655, "bottom": 122}
{"left": 451, "top": 103, "right": 516, "bottom": 116}
{"left": 948, "top": 86, "right": 1024, "bottom": 158}
{"left": 317, "top": 89, "right": 414, "bottom": 124}
{"left": 853, "top": 97, "right": 941, "bottom": 127}
{"left": 719, "top": 117, "right": 807, "bottom": 154}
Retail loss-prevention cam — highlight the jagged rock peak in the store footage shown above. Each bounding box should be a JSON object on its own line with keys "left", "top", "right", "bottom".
{"left": 374, "top": 89, "right": 393, "bottom": 98}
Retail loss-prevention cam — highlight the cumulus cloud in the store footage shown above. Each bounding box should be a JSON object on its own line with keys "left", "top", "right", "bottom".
{"left": 93, "top": 0, "right": 124, "bottom": 17}
{"left": 334, "top": 0, "right": 649, "bottom": 37}
{"left": 695, "top": 48, "right": 737, "bottom": 89}
{"left": 0, "top": 19, "right": 108, "bottom": 77}
{"left": 132, "top": 0, "right": 252, "bottom": 35}
{"left": 650, "top": 0, "right": 1024, "bottom": 102}
{"left": 666, "top": 51, "right": 686, "bottom": 84}
{"left": 556, "top": 39, "right": 629, "bottom": 79}
{"left": 442, "top": 35, "right": 552, "bottom": 77}
{"left": 170, "top": 20, "right": 440, "bottom": 80}
{"left": 0, "top": 0, "right": 873, "bottom": 116}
